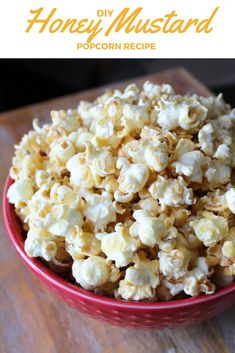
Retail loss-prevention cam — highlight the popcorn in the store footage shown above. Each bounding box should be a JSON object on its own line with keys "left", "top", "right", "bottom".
{"left": 98, "top": 175, "right": 119, "bottom": 193}
{"left": 50, "top": 138, "right": 75, "bottom": 165}
{"left": 213, "top": 266, "right": 234, "bottom": 287}
{"left": 163, "top": 279, "right": 184, "bottom": 296}
{"left": 149, "top": 175, "right": 194, "bottom": 207}
{"left": 213, "top": 144, "right": 230, "bottom": 160}
{"left": 66, "top": 153, "right": 95, "bottom": 188}
{"left": 138, "top": 196, "right": 160, "bottom": 216}
{"left": 35, "top": 170, "right": 50, "bottom": 188}
{"left": 198, "top": 123, "right": 214, "bottom": 156}
{"left": 172, "top": 150, "right": 205, "bottom": 183}
{"left": 9, "top": 134, "right": 45, "bottom": 179}
{"left": 114, "top": 190, "right": 134, "bottom": 203}
{"left": 72, "top": 256, "right": 112, "bottom": 289}
{"left": 113, "top": 84, "right": 139, "bottom": 103}
{"left": 158, "top": 226, "right": 178, "bottom": 252}
{"left": 8, "top": 80, "right": 235, "bottom": 301}
{"left": 66, "top": 227, "right": 101, "bottom": 260}
{"left": 28, "top": 189, "right": 84, "bottom": 237}
{"left": 199, "top": 94, "right": 229, "bottom": 119}
{"left": 143, "top": 81, "right": 174, "bottom": 100}
{"left": 51, "top": 110, "right": 80, "bottom": 133}
{"left": 120, "top": 104, "right": 149, "bottom": 136}
{"left": 117, "top": 160, "right": 149, "bottom": 194}
{"left": 78, "top": 101, "right": 101, "bottom": 127}
{"left": 225, "top": 188, "right": 235, "bottom": 214}
{"left": 69, "top": 127, "right": 93, "bottom": 150}
{"left": 184, "top": 257, "right": 215, "bottom": 296}
{"left": 7, "top": 179, "right": 34, "bottom": 208}
{"left": 190, "top": 212, "right": 228, "bottom": 247}
{"left": 201, "top": 189, "right": 227, "bottom": 212}
{"left": 25, "top": 227, "right": 58, "bottom": 261}
{"left": 50, "top": 183, "right": 82, "bottom": 209}
{"left": 97, "top": 224, "right": 140, "bottom": 267}
{"left": 84, "top": 194, "right": 117, "bottom": 231}
{"left": 159, "top": 247, "right": 190, "bottom": 279}
{"left": 130, "top": 210, "right": 166, "bottom": 247}
{"left": 104, "top": 96, "right": 123, "bottom": 119}
{"left": 172, "top": 138, "right": 194, "bottom": 160}
{"left": 157, "top": 97, "right": 207, "bottom": 131}
{"left": 157, "top": 101, "right": 181, "bottom": 129}
{"left": 231, "top": 145, "right": 235, "bottom": 168}
{"left": 125, "top": 138, "right": 169, "bottom": 172}
{"left": 117, "top": 255, "right": 159, "bottom": 300}
{"left": 222, "top": 241, "right": 235, "bottom": 259}
{"left": 87, "top": 144, "right": 116, "bottom": 177}
{"left": 205, "top": 160, "right": 231, "bottom": 186}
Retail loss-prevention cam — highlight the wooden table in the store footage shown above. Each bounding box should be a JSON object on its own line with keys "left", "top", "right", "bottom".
{"left": 1, "top": 68, "right": 235, "bottom": 353}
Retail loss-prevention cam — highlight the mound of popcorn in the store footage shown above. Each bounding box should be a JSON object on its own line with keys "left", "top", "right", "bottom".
{"left": 8, "top": 81, "right": 235, "bottom": 301}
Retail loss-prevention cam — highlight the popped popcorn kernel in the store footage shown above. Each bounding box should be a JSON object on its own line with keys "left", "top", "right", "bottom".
{"left": 97, "top": 224, "right": 140, "bottom": 268}
{"left": 130, "top": 210, "right": 166, "bottom": 247}
{"left": 7, "top": 179, "right": 34, "bottom": 208}
{"left": 222, "top": 241, "right": 235, "bottom": 259}
{"left": 84, "top": 193, "right": 117, "bottom": 231}
{"left": 72, "top": 256, "right": 111, "bottom": 289}
{"left": 149, "top": 175, "right": 194, "bottom": 207}
{"left": 190, "top": 212, "right": 229, "bottom": 247}
{"left": 226, "top": 188, "right": 235, "bottom": 214}
{"left": 117, "top": 255, "right": 159, "bottom": 300}
{"left": 172, "top": 150, "right": 205, "bottom": 183}
{"left": 49, "top": 138, "right": 76, "bottom": 166}
{"left": 159, "top": 247, "right": 190, "bottom": 279}
{"left": 123, "top": 138, "right": 169, "bottom": 172}
{"left": 184, "top": 257, "right": 215, "bottom": 296}
{"left": 118, "top": 160, "right": 149, "bottom": 194}
{"left": 198, "top": 123, "right": 214, "bottom": 156}
{"left": 66, "top": 227, "right": 101, "bottom": 260}
{"left": 156, "top": 97, "right": 207, "bottom": 132}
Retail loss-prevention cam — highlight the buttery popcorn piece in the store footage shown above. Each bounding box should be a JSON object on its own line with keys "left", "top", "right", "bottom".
{"left": 130, "top": 210, "right": 166, "bottom": 247}
{"left": 226, "top": 188, "right": 235, "bottom": 214}
{"left": 50, "top": 138, "right": 75, "bottom": 165}
{"left": 72, "top": 256, "right": 114, "bottom": 289}
{"left": 66, "top": 227, "right": 101, "bottom": 260}
{"left": 117, "top": 256, "right": 159, "bottom": 300}
{"left": 120, "top": 104, "right": 149, "bottom": 136}
{"left": 159, "top": 247, "right": 190, "bottom": 279}
{"left": 97, "top": 224, "right": 140, "bottom": 267}
{"left": 190, "top": 212, "right": 229, "bottom": 247}
{"left": 124, "top": 138, "right": 169, "bottom": 172}
{"left": 66, "top": 153, "right": 95, "bottom": 188}
{"left": 172, "top": 150, "right": 205, "bottom": 183}
{"left": 7, "top": 179, "right": 34, "bottom": 208}
{"left": 198, "top": 123, "right": 214, "bottom": 156}
{"left": 117, "top": 160, "right": 149, "bottom": 194}
{"left": 84, "top": 194, "right": 117, "bottom": 231}
{"left": 157, "top": 98, "right": 207, "bottom": 131}
{"left": 205, "top": 160, "right": 231, "bottom": 186}
{"left": 184, "top": 257, "right": 215, "bottom": 296}
{"left": 222, "top": 241, "right": 235, "bottom": 259}
{"left": 25, "top": 227, "right": 58, "bottom": 261}
{"left": 149, "top": 175, "right": 194, "bottom": 207}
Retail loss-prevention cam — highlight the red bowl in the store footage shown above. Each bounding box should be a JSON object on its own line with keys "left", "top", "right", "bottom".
{"left": 3, "top": 176, "right": 235, "bottom": 328}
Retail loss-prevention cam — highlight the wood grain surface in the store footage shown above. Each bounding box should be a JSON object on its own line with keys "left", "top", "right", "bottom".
{"left": 1, "top": 68, "right": 235, "bottom": 353}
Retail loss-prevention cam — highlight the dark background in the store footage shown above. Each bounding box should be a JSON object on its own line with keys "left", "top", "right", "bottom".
{"left": 0, "top": 59, "right": 235, "bottom": 113}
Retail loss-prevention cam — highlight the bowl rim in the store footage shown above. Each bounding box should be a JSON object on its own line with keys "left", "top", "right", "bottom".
{"left": 3, "top": 175, "right": 235, "bottom": 309}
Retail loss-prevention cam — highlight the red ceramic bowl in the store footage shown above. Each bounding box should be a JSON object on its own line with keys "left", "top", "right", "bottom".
{"left": 3, "top": 176, "right": 235, "bottom": 328}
